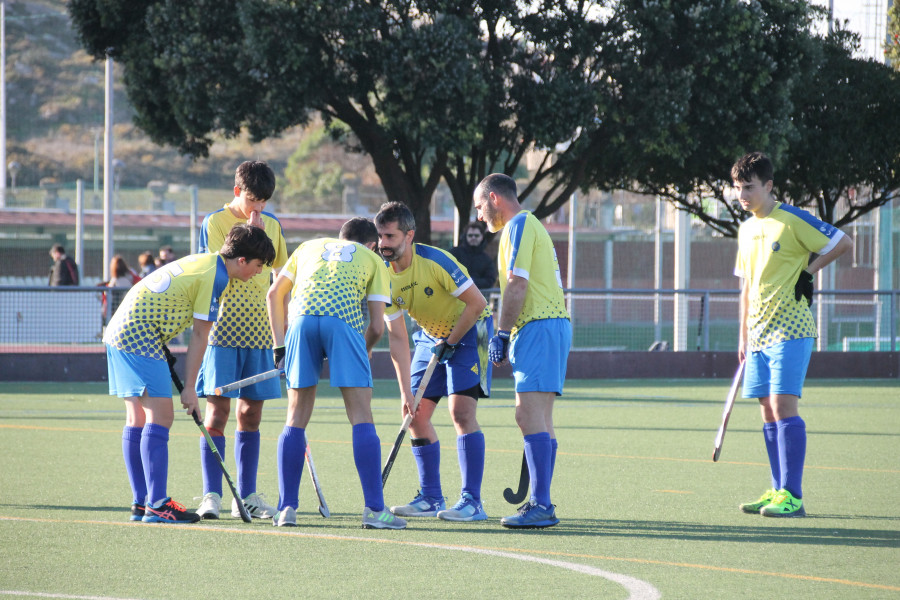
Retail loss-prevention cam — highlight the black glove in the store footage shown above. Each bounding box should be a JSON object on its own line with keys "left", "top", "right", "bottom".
{"left": 431, "top": 341, "right": 459, "bottom": 364}
{"left": 794, "top": 270, "right": 814, "bottom": 307}
{"left": 273, "top": 345, "right": 286, "bottom": 370}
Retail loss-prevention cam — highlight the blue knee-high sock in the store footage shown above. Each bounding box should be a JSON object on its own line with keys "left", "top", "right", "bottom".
{"left": 412, "top": 440, "right": 442, "bottom": 499}
{"left": 550, "top": 437, "right": 559, "bottom": 480}
{"left": 352, "top": 423, "right": 384, "bottom": 511}
{"left": 140, "top": 423, "right": 170, "bottom": 505}
{"left": 235, "top": 430, "right": 260, "bottom": 498}
{"left": 524, "top": 432, "right": 552, "bottom": 507}
{"left": 458, "top": 431, "right": 485, "bottom": 501}
{"left": 276, "top": 426, "right": 305, "bottom": 510}
{"left": 763, "top": 422, "right": 780, "bottom": 490}
{"left": 777, "top": 416, "right": 806, "bottom": 499}
{"left": 122, "top": 426, "right": 146, "bottom": 505}
{"left": 200, "top": 433, "right": 226, "bottom": 497}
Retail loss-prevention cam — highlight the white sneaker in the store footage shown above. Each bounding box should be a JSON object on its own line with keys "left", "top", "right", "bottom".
{"left": 234, "top": 492, "right": 277, "bottom": 519}
{"left": 437, "top": 492, "right": 488, "bottom": 522}
{"left": 389, "top": 491, "right": 445, "bottom": 517}
{"left": 363, "top": 507, "right": 407, "bottom": 529}
{"left": 196, "top": 492, "right": 222, "bottom": 520}
{"left": 272, "top": 506, "right": 297, "bottom": 527}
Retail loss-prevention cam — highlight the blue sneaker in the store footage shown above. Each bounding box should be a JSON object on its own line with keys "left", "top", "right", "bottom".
{"left": 142, "top": 497, "right": 201, "bottom": 524}
{"left": 437, "top": 492, "right": 488, "bottom": 522}
{"left": 389, "top": 491, "right": 445, "bottom": 517}
{"left": 500, "top": 501, "right": 559, "bottom": 529}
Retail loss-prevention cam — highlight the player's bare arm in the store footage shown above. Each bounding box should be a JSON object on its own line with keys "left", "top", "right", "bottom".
{"left": 385, "top": 315, "right": 416, "bottom": 415}
{"left": 181, "top": 318, "right": 214, "bottom": 416}
{"left": 442, "top": 284, "right": 487, "bottom": 346}
{"left": 498, "top": 274, "right": 528, "bottom": 333}
{"left": 364, "top": 299, "right": 385, "bottom": 353}
{"left": 266, "top": 274, "right": 293, "bottom": 348}
{"left": 806, "top": 233, "right": 853, "bottom": 275}
{"left": 738, "top": 279, "right": 749, "bottom": 363}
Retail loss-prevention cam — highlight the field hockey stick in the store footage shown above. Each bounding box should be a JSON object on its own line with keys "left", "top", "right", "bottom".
{"left": 214, "top": 368, "right": 283, "bottom": 396}
{"left": 712, "top": 360, "right": 746, "bottom": 462}
{"left": 381, "top": 354, "right": 439, "bottom": 488}
{"left": 503, "top": 451, "right": 530, "bottom": 504}
{"left": 161, "top": 345, "right": 253, "bottom": 523}
{"left": 304, "top": 443, "right": 330, "bottom": 518}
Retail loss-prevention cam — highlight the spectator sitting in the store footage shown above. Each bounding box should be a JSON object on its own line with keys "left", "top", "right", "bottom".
{"left": 48, "top": 243, "right": 80, "bottom": 286}
{"left": 138, "top": 251, "right": 156, "bottom": 278}
{"left": 449, "top": 221, "right": 496, "bottom": 290}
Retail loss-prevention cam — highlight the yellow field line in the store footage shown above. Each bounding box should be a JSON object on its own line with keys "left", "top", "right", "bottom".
{"left": 1, "top": 516, "right": 897, "bottom": 593}
{"left": 1, "top": 423, "right": 898, "bottom": 474}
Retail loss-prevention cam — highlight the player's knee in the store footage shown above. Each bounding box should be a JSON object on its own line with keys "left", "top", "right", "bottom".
{"left": 235, "top": 400, "right": 263, "bottom": 430}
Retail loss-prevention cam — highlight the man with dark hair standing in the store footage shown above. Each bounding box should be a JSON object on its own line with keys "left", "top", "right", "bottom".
{"left": 473, "top": 173, "right": 571, "bottom": 529}
{"left": 194, "top": 160, "right": 289, "bottom": 520}
{"left": 48, "top": 244, "right": 79, "bottom": 286}
{"left": 732, "top": 151, "right": 851, "bottom": 518}
{"left": 449, "top": 221, "right": 496, "bottom": 290}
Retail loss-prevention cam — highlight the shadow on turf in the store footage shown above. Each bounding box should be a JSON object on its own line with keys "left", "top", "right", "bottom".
{"left": 480, "top": 518, "right": 900, "bottom": 548}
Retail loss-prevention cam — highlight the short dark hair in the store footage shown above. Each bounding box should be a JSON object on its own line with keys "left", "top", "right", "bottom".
{"left": 374, "top": 201, "right": 416, "bottom": 233}
{"left": 219, "top": 223, "right": 276, "bottom": 266}
{"left": 50, "top": 243, "right": 65, "bottom": 254}
{"left": 476, "top": 173, "right": 518, "bottom": 201}
{"left": 235, "top": 160, "right": 276, "bottom": 201}
{"left": 731, "top": 152, "right": 774, "bottom": 185}
{"left": 339, "top": 217, "right": 378, "bottom": 245}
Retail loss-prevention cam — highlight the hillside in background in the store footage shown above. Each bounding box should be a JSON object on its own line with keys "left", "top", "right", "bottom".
{"left": 3, "top": 0, "right": 348, "bottom": 199}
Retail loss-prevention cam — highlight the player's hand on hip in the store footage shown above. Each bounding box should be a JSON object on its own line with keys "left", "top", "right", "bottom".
{"left": 794, "top": 270, "right": 813, "bottom": 307}
{"left": 431, "top": 340, "right": 458, "bottom": 364}
{"left": 489, "top": 330, "right": 510, "bottom": 366}
{"left": 273, "top": 345, "right": 286, "bottom": 370}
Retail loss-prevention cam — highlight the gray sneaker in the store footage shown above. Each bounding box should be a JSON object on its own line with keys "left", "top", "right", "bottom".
{"left": 389, "top": 491, "right": 445, "bottom": 517}
{"left": 234, "top": 492, "right": 277, "bottom": 519}
{"left": 272, "top": 506, "right": 297, "bottom": 527}
{"left": 363, "top": 507, "right": 407, "bottom": 529}
{"left": 196, "top": 492, "right": 222, "bottom": 520}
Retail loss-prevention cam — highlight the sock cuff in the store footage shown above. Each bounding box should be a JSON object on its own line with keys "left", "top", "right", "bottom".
{"left": 524, "top": 432, "right": 551, "bottom": 444}
{"left": 122, "top": 426, "right": 142, "bottom": 441}
{"left": 777, "top": 416, "right": 805, "bottom": 428}
{"left": 235, "top": 429, "right": 260, "bottom": 442}
{"left": 412, "top": 439, "right": 440, "bottom": 456}
{"left": 352, "top": 422, "right": 377, "bottom": 438}
{"left": 142, "top": 423, "right": 169, "bottom": 441}
{"left": 457, "top": 431, "right": 484, "bottom": 448}
{"left": 282, "top": 425, "right": 306, "bottom": 440}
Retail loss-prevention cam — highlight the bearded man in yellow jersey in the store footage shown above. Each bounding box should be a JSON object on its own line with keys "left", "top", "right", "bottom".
{"left": 375, "top": 201, "right": 493, "bottom": 523}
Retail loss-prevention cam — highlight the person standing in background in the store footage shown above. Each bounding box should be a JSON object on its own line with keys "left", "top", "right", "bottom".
{"left": 48, "top": 244, "right": 79, "bottom": 286}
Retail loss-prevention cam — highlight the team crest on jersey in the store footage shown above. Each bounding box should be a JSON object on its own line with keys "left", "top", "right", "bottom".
{"left": 395, "top": 296, "right": 406, "bottom": 306}
{"left": 771, "top": 241, "right": 780, "bottom": 252}
{"left": 424, "top": 287, "right": 434, "bottom": 296}
{"left": 321, "top": 242, "right": 357, "bottom": 262}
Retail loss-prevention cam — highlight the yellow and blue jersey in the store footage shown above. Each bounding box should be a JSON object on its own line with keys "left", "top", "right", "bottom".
{"left": 283, "top": 238, "right": 391, "bottom": 334}
{"left": 498, "top": 210, "right": 569, "bottom": 335}
{"left": 103, "top": 253, "right": 230, "bottom": 360}
{"left": 198, "top": 205, "right": 289, "bottom": 349}
{"left": 735, "top": 202, "right": 845, "bottom": 351}
{"left": 384, "top": 244, "right": 492, "bottom": 339}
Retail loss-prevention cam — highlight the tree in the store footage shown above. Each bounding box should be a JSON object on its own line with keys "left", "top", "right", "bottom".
{"left": 886, "top": 0, "right": 900, "bottom": 68}
{"left": 777, "top": 29, "right": 900, "bottom": 227}
{"left": 68, "top": 0, "right": 836, "bottom": 241}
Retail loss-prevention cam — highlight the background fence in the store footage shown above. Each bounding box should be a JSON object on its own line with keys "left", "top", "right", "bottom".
{"left": 1, "top": 286, "right": 896, "bottom": 354}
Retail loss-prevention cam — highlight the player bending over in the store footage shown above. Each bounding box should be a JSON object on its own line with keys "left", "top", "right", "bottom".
{"left": 105, "top": 224, "right": 276, "bottom": 524}
{"left": 266, "top": 218, "right": 405, "bottom": 529}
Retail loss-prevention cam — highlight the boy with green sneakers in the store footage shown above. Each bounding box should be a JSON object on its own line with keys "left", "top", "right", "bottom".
{"left": 732, "top": 152, "right": 852, "bottom": 518}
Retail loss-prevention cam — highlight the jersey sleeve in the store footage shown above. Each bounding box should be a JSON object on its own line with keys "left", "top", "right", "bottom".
{"left": 192, "top": 255, "right": 230, "bottom": 321}
{"left": 367, "top": 258, "right": 392, "bottom": 305}
{"left": 504, "top": 213, "right": 534, "bottom": 280}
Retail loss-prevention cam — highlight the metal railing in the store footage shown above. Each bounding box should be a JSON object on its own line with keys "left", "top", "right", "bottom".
{"left": 0, "top": 285, "right": 897, "bottom": 353}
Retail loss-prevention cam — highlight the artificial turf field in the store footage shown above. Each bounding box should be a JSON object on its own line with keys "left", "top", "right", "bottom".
{"left": 0, "top": 378, "right": 897, "bottom": 599}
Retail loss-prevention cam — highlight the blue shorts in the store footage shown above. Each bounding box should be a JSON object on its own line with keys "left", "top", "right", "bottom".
{"left": 197, "top": 346, "right": 281, "bottom": 401}
{"left": 106, "top": 345, "right": 172, "bottom": 399}
{"left": 509, "top": 318, "right": 572, "bottom": 395}
{"left": 743, "top": 337, "right": 814, "bottom": 398}
{"left": 285, "top": 315, "right": 372, "bottom": 389}
{"left": 411, "top": 317, "right": 492, "bottom": 401}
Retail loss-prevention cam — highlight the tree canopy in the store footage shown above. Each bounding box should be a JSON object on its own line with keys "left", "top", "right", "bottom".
{"left": 68, "top": 0, "right": 897, "bottom": 241}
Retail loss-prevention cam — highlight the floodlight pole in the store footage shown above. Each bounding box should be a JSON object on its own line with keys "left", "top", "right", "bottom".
{"left": 0, "top": 1, "right": 6, "bottom": 209}
{"left": 102, "top": 51, "right": 114, "bottom": 282}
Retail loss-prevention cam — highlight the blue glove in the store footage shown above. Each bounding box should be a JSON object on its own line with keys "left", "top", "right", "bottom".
{"left": 489, "top": 330, "right": 511, "bottom": 364}
{"left": 432, "top": 341, "right": 458, "bottom": 364}
{"left": 273, "top": 346, "right": 286, "bottom": 371}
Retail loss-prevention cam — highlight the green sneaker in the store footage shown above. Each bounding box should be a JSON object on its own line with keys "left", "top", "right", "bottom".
{"left": 760, "top": 489, "right": 806, "bottom": 518}
{"left": 739, "top": 488, "right": 777, "bottom": 514}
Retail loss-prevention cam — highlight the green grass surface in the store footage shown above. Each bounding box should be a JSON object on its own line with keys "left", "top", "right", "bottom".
{"left": 1, "top": 379, "right": 898, "bottom": 599}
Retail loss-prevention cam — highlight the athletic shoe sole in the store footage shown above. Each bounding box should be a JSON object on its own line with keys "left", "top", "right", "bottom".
{"left": 500, "top": 518, "right": 559, "bottom": 529}
{"left": 437, "top": 511, "right": 488, "bottom": 522}
{"left": 761, "top": 505, "right": 806, "bottom": 518}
